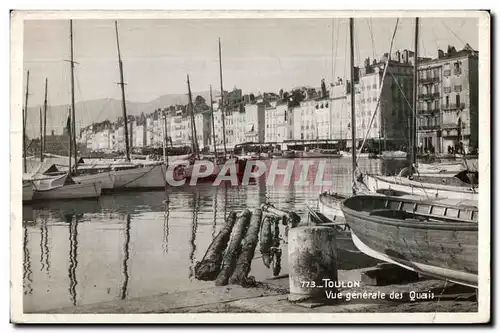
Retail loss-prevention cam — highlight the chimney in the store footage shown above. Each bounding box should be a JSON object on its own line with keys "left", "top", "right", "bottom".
{"left": 51, "top": 130, "right": 55, "bottom": 136}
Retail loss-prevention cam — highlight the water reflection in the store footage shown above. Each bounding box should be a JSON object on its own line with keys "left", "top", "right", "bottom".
{"left": 211, "top": 187, "right": 218, "bottom": 239}
{"left": 67, "top": 215, "right": 79, "bottom": 306}
{"left": 120, "top": 214, "right": 131, "bottom": 300}
{"left": 39, "top": 216, "right": 50, "bottom": 273}
{"left": 162, "top": 198, "right": 170, "bottom": 254}
{"left": 23, "top": 225, "right": 33, "bottom": 295}
{"left": 22, "top": 158, "right": 411, "bottom": 312}
{"left": 188, "top": 193, "right": 200, "bottom": 279}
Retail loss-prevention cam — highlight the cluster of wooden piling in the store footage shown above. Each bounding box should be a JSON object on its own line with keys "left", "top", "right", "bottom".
{"left": 195, "top": 208, "right": 265, "bottom": 287}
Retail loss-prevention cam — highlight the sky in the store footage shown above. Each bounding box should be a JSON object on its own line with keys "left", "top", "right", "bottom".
{"left": 23, "top": 16, "right": 479, "bottom": 108}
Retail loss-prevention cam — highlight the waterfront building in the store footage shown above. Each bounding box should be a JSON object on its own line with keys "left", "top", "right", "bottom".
{"left": 194, "top": 111, "right": 212, "bottom": 150}
{"left": 265, "top": 104, "right": 277, "bottom": 143}
{"left": 291, "top": 87, "right": 330, "bottom": 141}
{"left": 328, "top": 51, "right": 416, "bottom": 150}
{"left": 416, "top": 44, "right": 478, "bottom": 153}
{"left": 244, "top": 102, "right": 266, "bottom": 143}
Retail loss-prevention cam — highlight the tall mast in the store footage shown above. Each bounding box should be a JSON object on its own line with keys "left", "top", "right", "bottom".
{"left": 410, "top": 17, "right": 419, "bottom": 175}
{"left": 349, "top": 18, "right": 357, "bottom": 183}
{"left": 39, "top": 107, "right": 43, "bottom": 161}
{"left": 218, "top": 38, "right": 228, "bottom": 157}
{"left": 43, "top": 77, "right": 48, "bottom": 161}
{"left": 115, "top": 21, "right": 131, "bottom": 162}
{"left": 187, "top": 75, "right": 199, "bottom": 158}
{"left": 70, "top": 20, "right": 78, "bottom": 170}
{"left": 163, "top": 110, "right": 169, "bottom": 165}
{"left": 68, "top": 108, "right": 72, "bottom": 172}
{"left": 209, "top": 85, "right": 218, "bottom": 158}
{"left": 23, "top": 70, "right": 30, "bottom": 173}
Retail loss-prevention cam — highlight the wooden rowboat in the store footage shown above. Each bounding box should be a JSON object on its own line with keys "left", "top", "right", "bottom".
{"left": 318, "top": 188, "right": 412, "bottom": 222}
{"left": 341, "top": 194, "right": 478, "bottom": 288}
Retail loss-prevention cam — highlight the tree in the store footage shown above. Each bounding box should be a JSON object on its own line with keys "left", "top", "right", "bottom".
{"left": 287, "top": 89, "right": 305, "bottom": 108}
{"left": 195, "top": 95, "right": 206, "bottom": 106}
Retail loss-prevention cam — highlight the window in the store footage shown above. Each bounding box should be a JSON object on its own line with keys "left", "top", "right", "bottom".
{"left": 445, "top": 96, "right": 449, "bottom": 107}
{"left": 444, "top": 86, "right": 451, "bottom": 94}
{"left": 456, "top": 94, "right": 461, "bottom": 106}
{"left": 454, "top": 85, "right": 462, "bottom": 92}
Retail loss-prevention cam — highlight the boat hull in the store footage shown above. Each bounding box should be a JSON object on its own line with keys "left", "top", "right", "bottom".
{"left": 300, "top": 151, "right": 342, "bottom": 158}
{"left": 381, "top": 151, "right": 408, "bottom": 159}
{"left": 73, "top": 172, "right": 115, "bottom": 190}
{"left": 32, "top": 182, "right": 102, "bottom": 201}
{"left": 23, "top": 181, "right": 34, "bottom": 202}
{"left": 318, "top": 192, "right": 347, "bottom": 221}
{"left": 341, "top": 196, "right": 478, "bottom": 288}
{"left": 363, "top": 174, "right": 478, "bottom": 200}
{"left": 112, "top": 164, "right": 167, "bottom": 189}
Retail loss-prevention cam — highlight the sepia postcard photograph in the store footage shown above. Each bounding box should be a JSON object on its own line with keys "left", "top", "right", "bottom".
{"left": 10, "top": 9, "right": 490, "bottom": 324}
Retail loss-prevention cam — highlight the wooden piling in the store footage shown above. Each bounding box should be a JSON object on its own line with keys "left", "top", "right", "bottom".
{"left": 228, "top": 209, "right": 263, "bottom": 286}
{"left": 215, "top": 209, "right": 252, "bottom": 286}
{"left": 288, "top": 226, "right": 338, "bottom": 302}
{"left": 194, "top": 211, "right": 237, "bottom": 281}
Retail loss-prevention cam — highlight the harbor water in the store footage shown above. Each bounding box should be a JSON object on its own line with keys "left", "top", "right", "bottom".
{"left": 22, "top": 158, "right": 408, "bottom": 312}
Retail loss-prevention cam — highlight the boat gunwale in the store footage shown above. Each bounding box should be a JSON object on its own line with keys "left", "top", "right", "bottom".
{"left": 365, "top": 173, "right": 479, "bottom": 193}
{"left": 341, "top": 196, "right": 478, "bottom": 231}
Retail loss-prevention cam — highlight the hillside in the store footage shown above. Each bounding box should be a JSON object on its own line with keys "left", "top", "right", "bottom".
{"left": 24, "top": 90, "right": 220, "bottom": 138}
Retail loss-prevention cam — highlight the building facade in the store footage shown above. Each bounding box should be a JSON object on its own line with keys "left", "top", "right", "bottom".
{"left": 416, "top": 45, "right": 478, "bottom": 154}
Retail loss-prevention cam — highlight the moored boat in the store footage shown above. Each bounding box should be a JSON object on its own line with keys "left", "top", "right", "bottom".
{"left": 341, "top": 194, "right": 478, "bottom": 288}
{"left": 32, "top": 173, "right": 102, "bottom": 201}
{"left": 282, "top": 150, "right": 295, "bottom": 158}
{"left": 361, "top": 170, "right": 478, "bottom": 201}
{"left": 381, "top": 150, "right": 408, "bottom": 160}
{"left": 72, "top": 167, "right": 116, "bottom": 190}
{"left": 111, "top": 162, "right": 168, "bottom": 189}
{"left": 318, "top": 192, "right": 348, "bottom": 221}
{"left": 298, "top": 148, "right": 342, "bottom": 158}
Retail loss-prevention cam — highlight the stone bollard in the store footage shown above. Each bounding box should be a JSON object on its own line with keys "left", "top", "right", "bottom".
{"left": 288, "top": 226, "right": 338, "bottom": 302}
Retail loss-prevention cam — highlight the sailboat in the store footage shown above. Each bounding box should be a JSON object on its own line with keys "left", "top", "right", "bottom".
{"left": 22, "top": 71, "right": 34, "bottom": 202}
{"left": 359, "top": 20, "right": 478, "bottom": 201}
{"left": 183, "top": 38, "right": 246, "bottom": 184}
{"left": 318, "top": 17, "right": 395, "bottom": 221}
{"left": 32, "top": 21, "right": 115, "bottom": 191}
{"left": 72, "top": 21, "right": 170, "bottom": 191}
{"left": 339, "top": 18, "right": 479, "bottom": 288}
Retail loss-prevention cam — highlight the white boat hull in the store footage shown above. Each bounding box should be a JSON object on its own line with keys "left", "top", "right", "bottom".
{"left": 363, "top": 174, "right": 478, "bottom": 200}
{"left": 73, "top": 172, "right": 115, "bottom": 190}
{"left": 351, "top": 233, "right": 477, "bottom": 288}
{"left": 112, "top": 164, "right": 167, "bottom": 189}
{"left": 32, "top": 182, "right": 102, "bottom": 201}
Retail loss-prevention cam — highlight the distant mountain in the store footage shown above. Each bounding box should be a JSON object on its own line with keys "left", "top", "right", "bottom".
{"left": 24, "top": 90, "right": 220, "bottom": 138}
